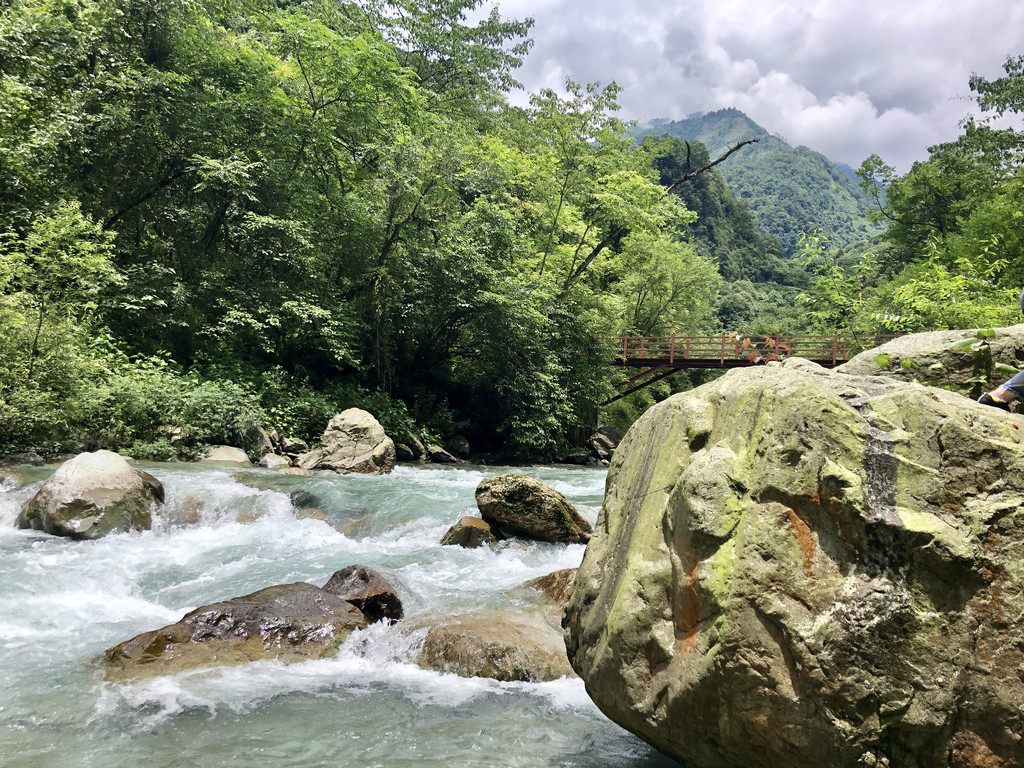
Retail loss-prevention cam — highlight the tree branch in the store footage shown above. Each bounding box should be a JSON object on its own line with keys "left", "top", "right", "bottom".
{"left": 662, "top": 139, "right": 759, "bottom": 198}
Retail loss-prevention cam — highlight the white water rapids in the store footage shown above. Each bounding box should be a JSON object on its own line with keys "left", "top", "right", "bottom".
{"left": 0, "top": 462, "right": 675, "bottom": 768}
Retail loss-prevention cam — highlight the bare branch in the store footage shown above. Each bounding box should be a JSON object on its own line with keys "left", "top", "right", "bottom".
{"left": 662, "top": 138, "right": 759, "bottom": 198}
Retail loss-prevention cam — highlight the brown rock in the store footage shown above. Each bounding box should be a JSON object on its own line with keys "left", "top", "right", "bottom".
{"left": 321, "top": 565, "right": 403, "bottom": 624}
{"left": 440, "top": 516, "right": 502, "bottom": 548}
{"left": 521, "top": 568, "right": 577, "bottom": 605}
{"left": 476, "top": 474, "right": 591, "bottom": 544}
{"left": 414, "top": 611, "right": 573, "bottom": 682}
{"left": 104, "top": 582, "right": 367, "bottom": 680}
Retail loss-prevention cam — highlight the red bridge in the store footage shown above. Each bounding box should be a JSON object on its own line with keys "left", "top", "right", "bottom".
{"left": 606, "top": 333, "right": 899, "bottom": 405}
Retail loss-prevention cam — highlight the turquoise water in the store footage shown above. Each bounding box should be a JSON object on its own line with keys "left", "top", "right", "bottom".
{"left": 0, "top": 462, "right": 675, "bottom": 768}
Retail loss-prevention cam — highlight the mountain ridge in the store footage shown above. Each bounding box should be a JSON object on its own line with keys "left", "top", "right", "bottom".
{"left": 636, "top": 108, "right": 884, "bottom": 255}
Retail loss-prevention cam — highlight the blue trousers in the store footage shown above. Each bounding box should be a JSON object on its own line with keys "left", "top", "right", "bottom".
{"left": 1002, "top": 368, "right": 1024, "bottom": 398}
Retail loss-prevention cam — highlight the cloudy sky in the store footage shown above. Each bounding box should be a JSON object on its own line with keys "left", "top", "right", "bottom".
{"left": 493, "top": 0, "right": 1024, "bottom": 171}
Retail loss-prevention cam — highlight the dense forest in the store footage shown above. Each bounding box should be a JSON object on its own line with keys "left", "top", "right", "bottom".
{"left": 638, "top": 109, "right": 885, "bottom": 256}
{"left": 1, "top": 0, "right": 1022, "bottom": 461}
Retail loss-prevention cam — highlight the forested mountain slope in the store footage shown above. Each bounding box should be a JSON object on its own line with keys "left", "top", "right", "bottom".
{"left": 638, "top": 109, "right": 884, "bottom": 255}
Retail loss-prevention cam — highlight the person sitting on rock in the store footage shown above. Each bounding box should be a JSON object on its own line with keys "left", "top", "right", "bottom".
{"left": 978, "top": 288, "right": 1024, "bottom": 411}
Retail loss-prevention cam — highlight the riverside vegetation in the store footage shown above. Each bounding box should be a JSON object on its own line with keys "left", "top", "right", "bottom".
{"left": 2, "top": 0, "right": 1024, "bottom": 462}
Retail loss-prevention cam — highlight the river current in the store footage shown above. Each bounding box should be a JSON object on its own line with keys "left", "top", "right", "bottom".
{"left": 0, "top": 461, "right": 675, "bottom": 768}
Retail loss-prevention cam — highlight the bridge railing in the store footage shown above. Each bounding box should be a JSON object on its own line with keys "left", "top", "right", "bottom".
{"left": 612, "top": 333, "right": 900, "bottom": 368}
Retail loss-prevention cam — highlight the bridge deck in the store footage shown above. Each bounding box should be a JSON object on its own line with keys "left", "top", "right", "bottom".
{"left": 603, "top": 333, "right": 899, "bottom": 405}
{"left": 611, "top": 333, "right": 900, "bottom": 369}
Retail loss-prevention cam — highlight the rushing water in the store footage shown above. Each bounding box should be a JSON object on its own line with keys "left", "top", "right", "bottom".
{"left": 0, "top": 461, "right": 675, "bottom": 768}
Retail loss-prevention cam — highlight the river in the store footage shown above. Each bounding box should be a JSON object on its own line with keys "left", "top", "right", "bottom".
{"left": 0, "top": 461, "right": 675, "bottom": 768}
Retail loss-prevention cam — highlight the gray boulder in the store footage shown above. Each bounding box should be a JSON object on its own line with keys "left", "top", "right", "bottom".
{"left": 321, "top": 565, "right": 403, "bottom": 624}
{"left": 476, "top": 474, "right": 591, "bottom": 544}
{"left": 586, "top": 426, "right": 625, "bottom": 461}
{"left": 404, "top": 433, "right": 427, "bottom": 460}
{"left": 258, "top": 453, "right": 291, "bottom": 469}
{"left": 104, "top": 581, "right": 367, "bottom": 680}
{"left": 16, "top": 450, "right": 163, "bottom": 539}
{"left": 200, "top": 445, "right": 251, "bottom": 465}
{"left": 445, "top": 435, "right": 471, "bottom": 459}
{"left": 427, "top": 444, "right": 458, "bottom": 463}
{"left": 296, "top": 409, "right": 396, "bottom": 474}
{"left": 1, "top": 451, "right": 44, "bottom": 466}
{"left": 564, "top": 358, "right": 1024, "bottom": 768}
{"left": 838, "top": 323, "right": 1024, "bottom": 397}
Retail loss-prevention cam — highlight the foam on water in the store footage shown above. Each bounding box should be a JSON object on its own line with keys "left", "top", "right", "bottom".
{"left": 0, "top": 461, "right": 674, "bottom": 768}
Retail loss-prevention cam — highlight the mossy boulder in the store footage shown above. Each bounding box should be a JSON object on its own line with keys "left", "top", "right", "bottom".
{"left": 476, "top": 474, "right": 591, "bottom": 544}
{"left": 838, "top": 323, "right": 1024, "bottom": 397}
{"left": 16, "top": 450, "right": 163, "bottom": 539}
{"left": 564, "top": 358, "right": 1024, "bottom": 768}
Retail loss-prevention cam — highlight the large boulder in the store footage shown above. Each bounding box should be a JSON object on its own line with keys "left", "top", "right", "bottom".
{"left": 414, "top": 610, "right": 573, "bottom": 682}
{"left": 199, "top": 445, "right": 251, "bottom": 465}
{"left": 476, "top": 474, "right": 591, "bottom": 544}
{"left": 564, "top": 358, "right": 1024, "bottom": 768}
{"left": 838, "top": 324, "right": 1024, "bottom": 396}
{"left": 296, "top": 409, "right": 396, "bottom": 474}
{"left": 104, "top": 581, "right": 367, "bottom": 680}
{"left": 16, "top": 450, "right": 163, "bottom": 539}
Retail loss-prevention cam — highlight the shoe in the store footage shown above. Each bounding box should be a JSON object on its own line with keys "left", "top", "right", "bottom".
{"left": 979, "top": 392, "right": 1011, "bottom": 411}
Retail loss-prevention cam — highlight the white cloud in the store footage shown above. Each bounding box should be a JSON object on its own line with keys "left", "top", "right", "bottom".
{"left": 492, "top": 0, "right": 1024, "bottom": 170}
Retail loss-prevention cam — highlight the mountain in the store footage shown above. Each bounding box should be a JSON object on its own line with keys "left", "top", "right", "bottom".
{"left": 636, "top": 108, "right": 884, "bottom": 256}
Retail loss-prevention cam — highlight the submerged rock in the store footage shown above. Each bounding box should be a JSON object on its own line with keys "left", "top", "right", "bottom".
{"left": 104, "top": 582, "right": 367, "bottom": 680}
{"left": 414, "top": 610, "right": 573, "bottom": 682}
{"left": 296, "top": 409, "right": 395, "bottom": 474}
{"left": 103, "top": 565, "right": 400, "bottom": 680}
{"left": 476, "top": 474, "right": 591, "bottom": 544}
{"left": 440, "top": 516, "right": 502, "bottom": 548}
{"left": 520, "top": 568, "right": 577, "bottom": 606}
{"left": 16, "top": 450, "right": 163, "bottom": 539}
{"left": 564, "top": 358, "right": 1024, "bottom": 768}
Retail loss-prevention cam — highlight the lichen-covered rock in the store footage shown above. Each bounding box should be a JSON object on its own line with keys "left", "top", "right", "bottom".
{"left": 476, "top": 474, "right": 591, "bottom": 544}
{"left": 440, "top": 516, "right": 502, "bottom": 548}
{"left": 296, "top": 409, "right": 395, "bottom": 474}
{"left": 414, "top": 610, "right": 573, "bottom": 682}
{"left": 16, "top": 450, "right": 163, "bottom": 539}
{"left": 104, "top": 581, "right": 368, "bottom": 680}
{"left": 838, "top": 323, "right": 1024, "bottom": 396}
{"left": 321, "top": 565, "right": 403, "bottom": 624}
{"left": 564, "top": 358, "right": 1024, "bottom": 768}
